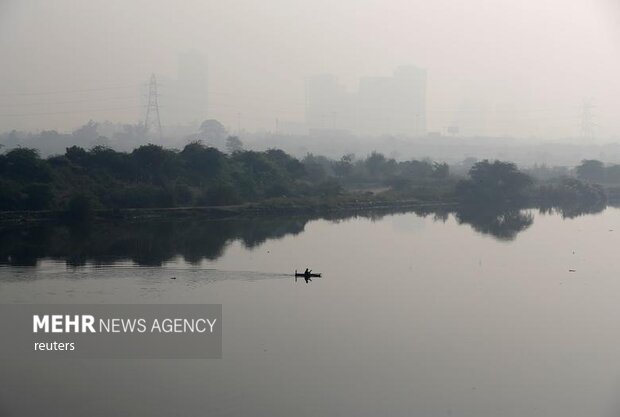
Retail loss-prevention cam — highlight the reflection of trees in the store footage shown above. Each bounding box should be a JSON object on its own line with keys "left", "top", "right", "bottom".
{"left": 453, "top": 205, "right": 534, "bottom": 241}
{"left": 0, "top": 217, "right": 309, "bottom": 267}
{"left": 535, "top": 178, "right": 607, "bottom": 219}
{"left": 0, "top": 224, "right": 54, "bottom": 266}
{"left": 0, "top": 198, "right": 610, "bottom": 266}
{"left": 454, "top": 194, "right": 607, "bottom": 240}
{"left": 0, "top": 207, "right": 440, "bottom": 267}
{"left": 537, "top": 200, "right": 606, "bottom": 219}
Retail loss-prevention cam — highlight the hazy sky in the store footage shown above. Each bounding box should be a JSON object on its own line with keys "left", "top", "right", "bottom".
{"left": 0, "top": 0, "right": 618, "bottom": 138}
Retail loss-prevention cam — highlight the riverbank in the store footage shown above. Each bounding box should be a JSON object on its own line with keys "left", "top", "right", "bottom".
{"left": 0, "top": 196, "right": 456, "bottom": 225}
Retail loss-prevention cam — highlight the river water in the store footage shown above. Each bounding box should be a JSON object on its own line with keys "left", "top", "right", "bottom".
{"left": 1, "top": 207, "right": 620, "bottom": 417}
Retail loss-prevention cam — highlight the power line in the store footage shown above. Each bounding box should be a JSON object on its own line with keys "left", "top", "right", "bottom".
{"left": 0, "top": 105, "right": 145, "bottom": 117}
{"left": 0, "top": 84, "right": 139, "bottom": 97}
{"left": 0, "top": 95, "right": 140, "bottom": 108}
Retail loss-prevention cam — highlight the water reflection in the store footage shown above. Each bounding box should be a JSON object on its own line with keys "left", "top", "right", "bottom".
{"left": 538, "top": 199, "right": 607, "bottom": 219}
{"left": 454, "top": 205, "right": 534, "bottom": 241}
{"left": 0, "top": 217, "right": 308, "bottom": 267}
{"left": 0, "top": 200, "right": 608, "bottom": 267}
{"left": 453, "top": 199, "right": 606, "bottom": 240}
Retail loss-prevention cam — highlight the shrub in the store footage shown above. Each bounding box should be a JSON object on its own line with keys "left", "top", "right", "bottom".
{"left": 199, "top": 184, "right": 241, "bottom": 206}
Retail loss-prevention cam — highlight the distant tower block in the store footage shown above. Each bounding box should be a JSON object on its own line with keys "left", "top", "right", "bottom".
{"left": 580, "top": 99, "right": 595, "bottom": 143}
{"left": 145, "top": 73, "right": 163, "bottom": 140}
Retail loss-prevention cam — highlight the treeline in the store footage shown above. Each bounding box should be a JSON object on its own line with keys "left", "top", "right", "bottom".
{"left": 0, "top": 121, "right": 144, "bottom": 157}
{"left": 0, "top": 140, "right": 614, "bottom": 215}
{"left": 454, "top": 160, "right": 607, "bottom": 214}
{"left": 0, "top": 119, "right": 241, "bottom": 157}
{"left": 0, "top": 143, "right": 448, "bottom": 212}
{"left": 575, "top": 159, "right": 620, "bottom": 184}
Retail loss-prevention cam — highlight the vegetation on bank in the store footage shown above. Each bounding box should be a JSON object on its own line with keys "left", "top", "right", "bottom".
{"left": 0, "top": 142, "right": 613, "bottom": 219}
{"left": 0, "top": 143, "right": 449, "bottom": 214}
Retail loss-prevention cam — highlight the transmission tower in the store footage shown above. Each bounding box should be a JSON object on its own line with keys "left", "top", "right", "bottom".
{"left": 144, "top": 73, "right": 162, "bottom": 140}
{"left": 580, "top": 99, "right": 595, "bottom": 143}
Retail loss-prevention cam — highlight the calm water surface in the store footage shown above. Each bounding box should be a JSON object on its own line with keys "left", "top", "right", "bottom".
{"left": 1, "top": 208, "right": 620, "bottom": 417}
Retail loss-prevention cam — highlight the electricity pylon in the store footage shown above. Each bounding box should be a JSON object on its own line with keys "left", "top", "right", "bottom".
{"left": 144, "top": 73, "right": 162, "bottom": 140}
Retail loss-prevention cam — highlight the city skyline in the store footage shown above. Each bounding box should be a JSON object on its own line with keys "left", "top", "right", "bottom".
{"left": 0, "top": 0, "right": 618, "bottom": 139}
{"left": 305, "top": 66, "right": 427, "bottom": 137}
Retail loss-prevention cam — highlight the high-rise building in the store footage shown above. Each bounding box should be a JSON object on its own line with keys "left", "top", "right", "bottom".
{"left": 305, "top": 66, "right": 426, "bottom": 137}
{"left": 160, "top": 51, "right": 208, "bottom": 126}
{"left": 305, "top": 74, "right": 353, "bottom": 133}
{"left": 356, "top": 66, "right": 426, "bottom": 136}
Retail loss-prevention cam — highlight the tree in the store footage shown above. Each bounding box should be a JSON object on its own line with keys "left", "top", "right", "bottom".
{"left": 180, "top": 141, "right": 227, "bottom": 185}
{"left": 72, "top": 120, "right": 99, "bottom": 142}
{"left": 399, "top": 160, "right": 434, "bottom": 178}
{"left": 112, "top": 123, "right": 148, "bottom": 148}
{"left": 65, "top": 145, "right": 89, "bottom": 165}
{"left": 365, "top": 152, "right": 387, "bottom": 176}
{"left": 225, "top": 136, "right": 244, "bottom": 154}
{"left": 264, "top": 149, "right": 305, "bottom": 179}
{"left": 87, "top": 145, "right": 133, "bottom": 179}
{"left": 199, "top": 119, "right": 228, "bottom": 148}
{"left": 333, "top": 154, "right": 354, "bottom": 177}
{"left": 576, "top": 160, "right": 605, "bottom": 183}
{"left": 302, "top": 154, "right": 328, "bottom": 183}
{"left": 2, "top": 147, "right": 52, "bottom": 182}
{"left": 456, "top": 160, "right": 532, "bottom": 204}
{"left": 432, "top": 162, "right": 449, "bottom": 179}
{"left": 606, "top": 165, "right": 620, "bottom": 183}
{"left": 131, "top": 144, "right": 178, "bottom": 183}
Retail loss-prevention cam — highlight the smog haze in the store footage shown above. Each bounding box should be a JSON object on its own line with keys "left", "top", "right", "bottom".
{"left": 0, "top": 0, "right": 619, "bottom": 139}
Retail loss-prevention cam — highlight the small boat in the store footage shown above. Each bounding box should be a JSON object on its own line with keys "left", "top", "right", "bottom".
{"left": 294, "top": 270, "right": 321, "bottom": 278}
